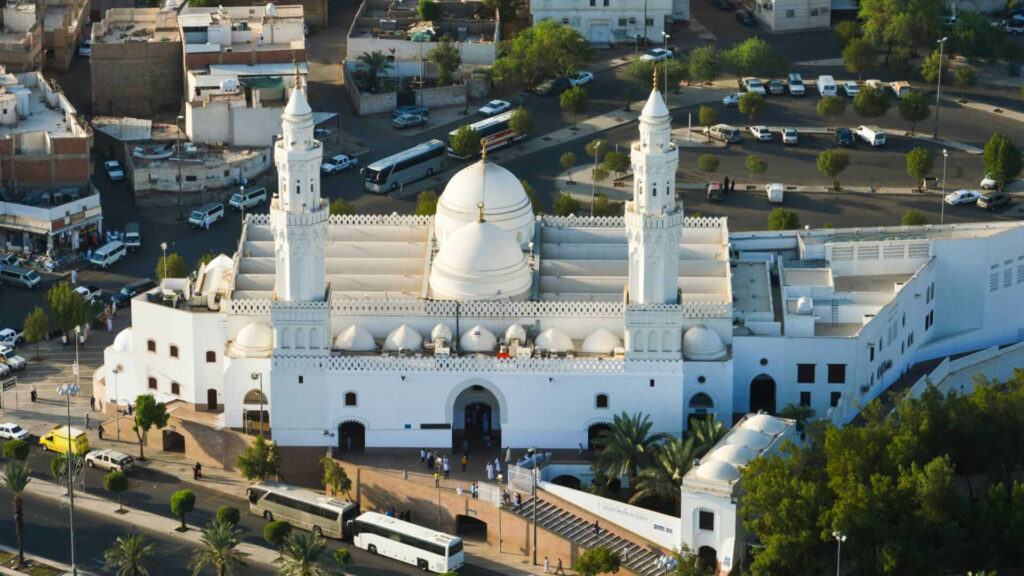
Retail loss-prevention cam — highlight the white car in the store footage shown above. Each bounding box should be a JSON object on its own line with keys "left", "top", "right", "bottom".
{"left": 944, "top": 189, "right": 981, "bottom": 205}
{"left": 0, "top": 345, "right": 25, "bottom": 371}
{"left": 569, "top": 71, "right": 594, "bottom": 86}
{"left": 478, "top": 100, "right": 511, "bottom": 116}
{"left": 0, "top": 422, "right": 29, "bottom": 441}
{"left": 742, "top": 77, "right": 766, "bottom": 95}
{"left": 73, "top": 285, "right": 103, "bottom": 302}
{"left": 104, "top": 160, "right": 125, "bottom": 182}
{"left": 766, "top": 183, "right": 784, "bottom": 204}
{"left": 980, "top": 173, "right": 998, "bottom": 190}
{"left": 722, "top": 93, "right": 740, "bottom": 107}
{"left": 0, "top": 328, "right": 23, "bottom": 349}
{"left": 749, "top": 126, "right": 772, "bottom": 141}
{"left": 321, "top": 154, "right": 358, "bottom": 174}
{"left": 781, "top": 128, "right": 798, "bottom": 145}
{"left": 842, "top": 82, "right": 860, "bottom": 97}
{"left": 85, "top": 449, "right": 137, "bottom": 472}
{"left": 864, "top": 79, "right": 883, "bottom": 90}
{"left": 78, "top": 39, "right": 91, "bottom": 57}
{"left": 640, "top": 48, "right": 673, "bottom": 62}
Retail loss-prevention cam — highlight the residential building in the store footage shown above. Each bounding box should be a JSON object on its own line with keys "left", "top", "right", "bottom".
{"left": 0, "top": 1, "right": 44, "bottom": 72}
{"left": 43, "top": 0, "right": 90, "bottom": 70}
{"left": 746, "top": 0, "right": 830, "bottom": 31}
{"left": 178, "top": 4, "right": 306, "bottom": 71}
{"left": 530, "top": 0, "right": 674, "bottom": 44}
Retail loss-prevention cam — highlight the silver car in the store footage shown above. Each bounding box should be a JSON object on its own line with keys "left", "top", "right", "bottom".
{"left": 85, "top": 449, "right": 136, "bottom": 473}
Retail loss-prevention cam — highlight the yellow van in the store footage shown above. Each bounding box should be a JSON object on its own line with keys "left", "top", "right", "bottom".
{"left": 39, "top": 425, "right": 90, "bottom": 455}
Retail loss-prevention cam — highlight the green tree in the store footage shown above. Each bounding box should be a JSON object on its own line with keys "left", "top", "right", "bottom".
{"left": 592, "top": 194, "right": 623, "bottom": 217}
{"left": 954, "top": 66, "right": 978, "bottom": 99}
{"left": 2, "top": 461, "right": 30, "bottom": 566}
{"left": 320, "top": 455, "right": 352, "bottom": 499}
{"left": 834, "top": 21, "right": 861, "bottom": 48}
{"left": 417, "top": 0, "right": 440, "bottom": 20}
{"left": 560, "top": 151, "right": 578, "bottom": 183}
{"left": 585, "top": 139, "right": 608, "bottom": 162}
{"left": 509, "top": 107, "right": 534, "bottom": 135}
{"left": 920, "top": 48, "right": 949, "bottom": 85}
{"left": 689, "top": 417, "right": 726, "bottom": 452}
{"left": 817, "top": 149, "right": 850, "bottom": 191}
{"left": 522, "top": 180, "right": 540, "bottom": 213}
{"left": 132, "top": 394, "right": 169, "bottom": 460}
{"left": 449, "top": 125, "right": 481, "bottom": 158}
{"left": 898, "top": 91, "right": 931, "bottom": 134}
{"left": 853, "top": 85, "right": 891, "bottom": 118}
{"left": 355, "top": 51, "right": 394, "bottom": 91}
{"left": 427, "top": 37, "right": 461, "bottom": 85}
{"left": 171, "top": 489, "right": 196, "bottom": 531}
{"left": 333, "top": 548, "right": 351, "bottom": 569}
{"left": 155, "top": 252, "right": 187, "bottom": 280}
{"left": 672, "top": 544, "right": 715, "bottom": 576}
{"left": 901, "top": 209, "right": 929, "bottom": 226}
{"left": 197, "top": 253, "right": 216, "bottom": 268}
{"left": 745, "top": 154, "right": 767, "bottom": 181}
{"left": 45, "top": 281, "right": 92, "bottom": 336}
{"left": 414, "top": 189, "right": 439, "bottom": 216}
{"left": 723, "top": 37, "right": 784, "bottom": 78}
{"left": 628, "top": 57, "right": 687, "bottom": 90}
{"left": 983, "top": 133, "right": 1023, "bottom": 191}
{"left": 698, "top": 105, "right": 718, "bottom": 143}
{"left": 602, "top": 151, "right": 629, "bottom": 177}
{"left": 22, "top": 307, "right": 48, "bottom": 360}
{"left": 778, "top": 403, "right": 816, "bottom": 431}
{"left": 950, "top": 11, "right": 1000, "bottom": 61}
{"left": 217, "top": 506, "right": 241, "bottom": 527}
{"left": 592, "top": 166, "right": 609, "bottom": 187}
{"left": 276, "top": 531, "right": 332, "bottom": 576}
{"left": 329, "top": 199, "right": 355, "bottom": 216}
{"left": 697, "top": 154, "right": 720, "bottom": 175}
{"left": 688, "top": 45, "right": 721, "bottom": 84}
{"left": 575, "top": 546, "right": 621, "bottom": 576}
{"left": 264, "top": 521, "right": 293, "bottom": 548}
{"left": 629, "top": 437, "right": 700, "bottom": 509}
{"left": 738, "top": 92, "right": 765, "bottom": 125}
{"left": 3, "top": 439, "right": 29, "bottom": 461}
{"left": 104, "top": 533, "right": 158, "bottom": 576}
{"left": 190, "top": 521, "right": 249, "bottom": 576}
{"left": 236, "top": 435, "right": 281, "bottom": 481}
{"left": 560, "top": 85, "right": 589, "bottom": 126}
{"left": 768, "top": 208, "right": 801, "bottom": 230}
{"left": 104, "top": 470, "right": 130, "bottom": 514}
{"left": 491, "top": 20, "right": 592, "bottom": 88}
{"left": 890, "top": 45, "right": 912, "bottom": 75}
{"left": 816, "top": 96, "right": 847, "bottom": 128}
{"left": 843, "top": 37, "right": 876, "bottom": 81}
{"left": 906, "top": 147, "right": 934, "bottom": 191}
{"left": 592, "top": 412, "right": 670, "bottom": 482}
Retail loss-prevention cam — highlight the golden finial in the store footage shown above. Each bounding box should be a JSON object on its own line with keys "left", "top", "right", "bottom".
{"left": 477, "top": 201, "right": 485, "bottom": 223}
{"left": 652, "top": 63, "right": 658, "bottom": 92}
{"left": 293, "top": 59, "right": 300, "bottom": 89}
{"left": 481, "top": 142, "right": 487, "bottom": 161}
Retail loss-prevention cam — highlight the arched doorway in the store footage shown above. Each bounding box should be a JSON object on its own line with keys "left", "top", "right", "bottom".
{"left": 452, "top": 385, "right": 501, "bottom": 453}
{"left": 688, "top": 392, "right": 714, "bottom": 430}
{"left": 551, "top": 475, "right": 582, "bottom": 490}
{"left": 587, "top": 422, "right": 611, "bottom": 452}
{"left": 243, "top": 389, "right": 270, "bottom": 434}
{"left": 697, "top": 546, "right": 718, "bottom": 572}
{"left": 162, "top": 430, "right": 185, "bottom": 453}
{"left": 750, "top": 374, "right": 777, "bottom": 414}
{"left": 455, "top": 515, "right": 487, "bottom": 541}
{"left": 207, "top": 389, "right": 218, "bottom": 411}
{"left": 338, "top": 421, "right": 365, "bottom": 452}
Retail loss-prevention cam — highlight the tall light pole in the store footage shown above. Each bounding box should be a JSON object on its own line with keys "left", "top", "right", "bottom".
{"left": 160, "top": 242, "right": 168, "bottom": 281}
{"left": 59, "top": 381, "right": 80, "bottom": 576}
{"left": 530, "top": 447, "right": 538, "bottom": 566}
{"left": 833, "top": 531, "right": 846, "bottom": 576}
{"left": 933, "top": 37, "right": 947, "bottom": 139}
{"left": 941, "top": 148, "right": 948, "bottom": 224}
{"left": 250, "top": 372, "right": 264, "bottom": 434}
{"left": 176, "top": 115, "right": 185, "bottom": 221}
{"left": 590, "top": 141, "right": 602, "bottom": 216}
{"left": 112, "top": 364, "right": 122, "bottom": 442}
{"left": 661, "top": 32, "right": 671, "bottom": 100}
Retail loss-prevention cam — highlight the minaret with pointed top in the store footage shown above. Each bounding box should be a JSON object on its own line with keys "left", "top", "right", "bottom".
{"left": 271, "top": 64, "right": 328, "bottom": 302}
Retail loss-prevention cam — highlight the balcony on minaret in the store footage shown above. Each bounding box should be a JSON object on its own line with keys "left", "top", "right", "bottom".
{"left": 633, "top": 139, "right": 676, "bottom": 155}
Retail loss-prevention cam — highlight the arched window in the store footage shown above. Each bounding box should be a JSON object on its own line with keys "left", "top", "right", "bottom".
{"left": 147, "top": 339, "right": 156, "bottom": 352}
{"left": 345, "top": 392, "right": 357, "bottom": 407}
{"left": 243, "top": 389, "right": 268, "bottom": 404}
{"left": 169, "top": 345, "right": 179, "bottom": 358}
{"left": 206, "top": 351, "right": 216, "bottom": 363}
{"left": 148, "top": 377, "right": 157, "bottom": 390}
{"left": 595, "top": 394, "right": 609, "bottom": 409}
{"left": 689, "top": 392, "right": 714, "bottom": 409}
{"left": 171, "top": 382, "right": 180, "bottom": 395}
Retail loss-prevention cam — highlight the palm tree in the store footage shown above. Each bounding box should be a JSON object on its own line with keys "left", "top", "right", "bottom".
{"left": 2, "top": 461, "right": 31, "bottom": 566}
{"left": 629, "top": 437, "right": 700, "bottom": 509}
{"left": 355, "top": 51, "right": 394, "bottom": 92}
{"left": 276, "top": 531, "right": 332, "bottom": 576}
{"left": 188, "top": 521, "right": 249, "bottom": 576}
{"left": 689, "top": 417, "right": 727, "bottom": 454}
{"left": 104, "top": 533, "right": 158, "bottom": 576}
{"left": 592, "top": 412, "right": 670, "bottom": 481}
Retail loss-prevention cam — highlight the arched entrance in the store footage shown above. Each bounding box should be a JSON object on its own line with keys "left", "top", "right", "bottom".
{"left": 338, "top": 421, "right": 366, "bottom": 452}
{"left": 243, "top": 389, "right": 270, "bottom": 434}
{"left": 688, "top": 392, "right": 714, "bottom": 429}
{"left": 587, "top": 422, "right": 611, "bottom": 452}
{"left": 452, "top": 385, "right": 501, "bottom": 452}
{"left": 697, "top": 546, "right": 718, "bottom": 572}
{"left": 455, "top": 515, "right": 487, "bottom": 541}
{"left": 162, "top": 430, "right": 185, "bottom": 453}
{"left": 750, "top": 374, "right": 777, "bottom": 415}
{"left": 551, "top": 475, "right": 582, "bottom": 490}
{"left": 207, "top": 389, "right": 218, "bottom": 411}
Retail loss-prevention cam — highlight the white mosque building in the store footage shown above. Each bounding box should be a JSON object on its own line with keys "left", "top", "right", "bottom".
{"left": 98, "top": 78, "right": 1024, "bottom": 465}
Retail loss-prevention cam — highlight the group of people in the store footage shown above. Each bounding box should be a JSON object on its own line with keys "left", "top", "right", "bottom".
{"left": 382, "top": 507, "right": 412, "bottom": 521}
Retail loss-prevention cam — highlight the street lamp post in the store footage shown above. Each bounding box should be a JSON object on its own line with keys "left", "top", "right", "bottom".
{"left": 112, "top": 364, "right": 122, "bottom": 442}
{"left": 160, "top": 242, "right": 168, "bottom": 281}
{"left": 176, "top": 115, "right": 185, "bottom": 221}
{"left": 941, "top": 149, "right": 948, "bottom": 224}
{"left": 590, "top": 141, "right": 602, "bottom": 216}
{"left": 59, "top": 381, "right": 80, "bottom": 576}
{"left": 250, "top": 372, "right": 264, "bottom": 434}
{"left": 933, "top": 37, "right": 948, "bottom": 139}
{"left": 530, "top": 447, "right": 538, "bottom": 566}
{"left": 833, "top": 531, "right": 846, "bottom": 576}
{"left": 661, "top": 32, "right": 671, "bottom": 100}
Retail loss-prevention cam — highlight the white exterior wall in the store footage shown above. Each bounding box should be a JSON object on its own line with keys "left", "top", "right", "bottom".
{"left": 755, "top": 0, "right": 830, "bottom": 31}
{"left": 346, "top": 37, "right": 497, "bottom": 66}
{"left": 680, "top": 489, "right": 738, "bottom": 571}
{"left": 530, "top": 0, "right": 672, "bottom": 43}
{"left": 683, "top": 360, "right": 732, "bottom": 426}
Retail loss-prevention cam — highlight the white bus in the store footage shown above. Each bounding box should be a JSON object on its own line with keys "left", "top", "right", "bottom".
{"left": 246, "top": 481, "right": 358, "bottom": 540}
{"left": 363, "top": 139, "right": 447, "bottom": 193}
{"left": 352, "top": 512, "right": 464, "bottom": 573}
{"left": 446, "top": 110, "right": 521, "bottom": 159}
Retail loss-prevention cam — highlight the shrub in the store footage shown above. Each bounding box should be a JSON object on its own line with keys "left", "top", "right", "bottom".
{"left": 264, "top": 521, "right": 292, "bottom": 548}
{"left": 2, "top": 439, "right": 29, "bottom": 461}
{"left": 217, "top": 506, "right": 241, "bottom": 527}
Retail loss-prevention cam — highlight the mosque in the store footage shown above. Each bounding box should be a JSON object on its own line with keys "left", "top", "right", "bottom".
{"left": 98, "top": 77, "right": 1024, "bottom": 468}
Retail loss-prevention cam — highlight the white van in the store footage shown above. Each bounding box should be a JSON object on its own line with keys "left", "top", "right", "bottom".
{"left": 817, "top": 75, "right": 837, "bottom": 97}
{"left": 855, "top": 125, "right": 887, "bottom": 147}
{"left": 704, "top": 124, "right": 742, "bottom": 143}
{"left": 89, "top": 241, "right": 127, "bottom": 269}
{"left": 0, "top": 266, "right": 40, "bottom": 290}
{"left": 229, "top": 187, "right": 267, "bottom": 211}
{"left": 188, "top": 203, "right": 225, "bottom": 228}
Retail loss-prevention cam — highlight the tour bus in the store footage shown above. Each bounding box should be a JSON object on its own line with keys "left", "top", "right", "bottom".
{"left": 246, "top": 481, "right": 358, "bottom": 539}
{"left": 446, "top": 110, "right": 521, "bottom": 159}
{"left": 363, "top": 139, "right": 447, "bottom": 193}
{"left": 353, "top": 511, "right": 464, "bottom": 573}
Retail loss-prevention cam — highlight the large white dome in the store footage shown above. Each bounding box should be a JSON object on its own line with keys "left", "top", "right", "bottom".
{"left": 580, "top": 328, "right": 621, "bottom": 355}
{"left": 695, "top": 459, "right": 740, "bottom": 483}
{"left": 725, "top": 428, "right": 772, "bottom": 451}
{"left": 682, "top": 325, "right": 726, "bottom": 361}
{"left": 429, "top": 219, "right": 532, "bottom": 301}
{"left": 383, "top": 324, "right": 423, "bottom": 351}
{"left": 334, "top": 325, "right": 376, "bottom": 351}
{"left": 743, "top": 413, "right": 787, "bottom": 436}
{"left": 460, "top": 325, "right": 497, "bottom": 352}
{"left": 112, "top": 328, "right": 133, "bottom": 353}
{"left": 435, "top": 160, "right": 535, "bottom": 248}
{"left": 707, "top": 444, "right": 756, "bottom": 467}
{"left": 535, "top": 327, "right": 574, "bottom": 352}
{"left": 229, "top": 322, "right": 274, "bottom": 358}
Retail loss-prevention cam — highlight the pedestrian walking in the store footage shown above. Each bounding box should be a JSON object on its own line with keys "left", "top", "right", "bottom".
{"left": 723, "top": 176, "right": 730, "bottom": 192}
{"left": 730, "top": 179, "right": 736, "bottom": 193}
{"left": 90, "top": 396, "right": 95, "bottom": 411}
{"left": 555, "top": 558, "right": 565, "bottom": 575}
{"left": 461, "top": 454, "right": 468, "bottom": 472}
{"left": 111, "top": 300, "right": 117, "bottom": 317}
{"left": 505, "top": 446, "right": 511, "bottom": 465}
{"left": 544, "top": 557, "right": 550, "bottom": 573}
{"left": 420, "top": 448, "right": 426, "bottom": 462}
{"left": 494, "top": 458, "right": 501, "bottom": 474}
{"left": 471, "top": 483, "right": 478, "bottom": 499}
{"left": 456, "top": 485, "right": 463, "bottom": 496}
{"left": 193, "top": 464, "right": 200, "bottom": 480}
{"left": 61, "top": 333, "right": 67, "bottom": 347}
{"left": 30, "top": 385, "right": 36, "bottom": 402}
{"left": 486, "top": 462, "right": 494, "bottom": 480}
{"left": 107, "top": 316, "right": 114, "bottom": 332}
{"left": 85, "top": 413, "right": 90, "bottom": 430}
{"left": 593, "top": 520, "right": 600, "bottom": 536}
{"left": 578, "top": 443, "right": 584, "bottom": 457}
{"left": 434, "top": 472, "right": 440, "bottom": 487}
{"left": 98, "top": 424, "right": 104, "bottom": 440}
{"left": 443, "top": 459, "right": 450, "bottom": 479}
{"left": 71, "top": 269, "right": 77, "bottom": 284}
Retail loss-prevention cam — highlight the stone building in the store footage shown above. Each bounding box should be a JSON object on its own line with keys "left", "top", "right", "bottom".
{"left": 0, "top": 2, "right": 44, "bottom": 72}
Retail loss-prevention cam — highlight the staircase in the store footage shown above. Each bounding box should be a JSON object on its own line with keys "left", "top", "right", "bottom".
{"left": 510, "top": 497, "right": 666, "bottom": 576}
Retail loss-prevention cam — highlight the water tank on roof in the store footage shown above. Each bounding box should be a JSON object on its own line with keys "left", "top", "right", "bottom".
{"left": 13, "top": 88, "right": 30, "bottom": 120}
{"left": 219, "top": 79, "right": 239, "bottom": 93}
{"left": 265, "top": 2, "right": 276, "bottom": 16}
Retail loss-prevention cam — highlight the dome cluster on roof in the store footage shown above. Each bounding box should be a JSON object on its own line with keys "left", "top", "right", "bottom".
{"left": 682, "top": 325, "right": 727, "bottom": 361}
{"left": 725, "top": 428, "right": 772, "bottom": 451}
{"left": 334, "top": 325, "right": 375, "bottom": 351}
{"left": 695, "top": 459, "right": 740, "bottom": 483}
{"left": 429, "top": 219, "right": 532, "bottom": 301}
{"left": 581, "top": 328, "right": 622, "bottom": 355}
{"left": 460, "top": 325, "right": 497, "bottom": 353}
{"left": 384, "top": 325, "right": 423, "bottom": 351}
{"left": 743, "top": 413, "right": 787, "bottom": 436}
{"left": 536, "top": 327, "right": 574, "bottom": 352}
{"left": 694, "top": 414, "right": 790, "bottom": 484}
{"left": 435, "top": 160, "right": 535, "bottom": 248}
{"left": 229, "top": 322, "right": 274, "bottom": 358}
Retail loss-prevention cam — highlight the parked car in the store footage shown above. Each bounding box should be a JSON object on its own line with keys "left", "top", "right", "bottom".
{"left": 479, "top": 100, "right": 511, "bottom": 116}
{"left": 124, "top": 222, "right": 141, "bottom": 251}
{"left": 749, "top": 125, "right": 773, "bottom": 141}
{"left": 568, "top": 71, "right": 594, "bottom": 86}
{"left": 0, "top": 363, "right": 9, "bottom": 379}
{"left": 533, "top": 77, "right": 572, "bottom": 96}
{"left": 703, "top": 124, "right": 742, "bottom": 143}
{"left": 768, "top": 79, "right": 785, "bottom": 95}
{"left": 392, "top": 113, "right": 427, "bottom": 129}
{"left": 0, "top": 345, "right": 26, "bottom": 371}
{"left": 997, "top": 19, "right": 1024, "bottom": 34}
{"left": 889, "top": 81, "right": 912, "bottom": 99}
{"left": 711, "top": 0, "right": 734, "bottom": 10}
{"left": 781, "top": 128, "right": 799, "bottom": 145}
{"left": 835, "top": 128, "right": 855, "bottom": 147}
{"left": 0, "top": 328, "right": 23, "bottom": 349}
{"left": 855, "top": 125, "right": 886, "bottom": 147}
{"left": 0, "top": 422, "right": 29, "bottom": 441}
{"left": 640, "top": 48, "right": 673, "bottom": 62}
{"left": 391, "top": 105, "right": 429, "bottom": 118}
{"left": 104, "top": 160, "right": 124, "bottom": 182}
{"left": 85, "top": 449, "right": 136, "bottom": 473}
{"left": 735, "top": 9, "right": 756, "bottom": 25}
{"left": 321, "top": 154, "right": 358, "bottom": 174}
{"left": 0, "top": 267, "right": 40, "bottom": 290}
{"left": 0, "top": 254, "right": 16, "bottom": 268}
{"left": 188, "top": 203, "right": 225, "bottom": 228}
{"left": 78, "top": 39, "right": 91, "bottom": 57}
{"left": 980, "top": 173, "right": 998, "bottom": 190}
{"left": 89, "top": 241, "right": 127, "bottom": 270}
{"left": 787, "top": 73, "right": 805, "bottom": 96}
{"left": 111, "top": 278, "right": 157, "bottom": 306}
{"left": 73, "top": 285, "right": 103, "bottom": 302}
{"left": 722, "top": 93, "right": 741, "bottom": 107}
{"left": 864, "top": 79, "right": 883, "bottom": 90}
{"left": 944, "top": 189, "right": 981, "bottom": 205}
{"left": 228, "top": 187, "right": 268, "bottom": 210}
{"left": 766, "top": 183, "right": 784, "bottom": 204}
{"left": 977, "top": 191, "right": 1011, "bottom": 210}
{"left": 842, "top": 81, "right": 860, "bottom": 97}
{"left": 706, "top": 181, "right": 725, "bottom": 202}
{"left": 742, "top": 77, "right": 766, "bottom": 95}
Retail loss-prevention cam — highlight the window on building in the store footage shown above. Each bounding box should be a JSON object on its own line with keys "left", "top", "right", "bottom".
{"left": 785, "top": 8, "right": 795, "bottom": 16}
{"left": 206, "top": 351, "right": 216, "bottom": 363}
{"left": 800, "top": 391, "right": 812, "bottom": 407}
{"left": 650, "top": 379, "right": 655, "bottom": 387}
{"left": 797, "top": 364, "right": 816, "bottom": 384}
{"left": 645, "top": 17, "right": 654, "bottom": 25}
{"left": 827, "top": 364, "right": 846, "bottom": 384}
{"left": 830, "top": 392, "right": 841, "bottom": 407}
{"left": 185, "top": 175, "right": 198, "bottom": 182}
{"left": 699, "top": 510, "right": 714, "bottom": 531}
{"left": 603, "top": 0, "right": 609, "bottom": 6}
{"left": 171, "top": 382, "right": 180, "bottom": 395}
{"left": 298, "top": 376, "right": 304, "bottom": 384}
{"left": 870, "top": 346, "right": 875, "bottom": 362}
{"left": 147, "top": 339, "right": 156, "bottom": 352}
{"left": 618, "top": 18, "right": 628, "bottom": 26}
{"left": 148, "top": 377, "right": 157, "bottom": 390}
{"left": 589, "top": 0, "right": 595, "bottom": 6}
{"left": 345, "top": 392, "right": 357, "bottom": 406}
{"left": 170, "top": 345, "right": 179, "bottom": 358}
{"left": 596, "top": 394, "right": 609, "bottom": 408}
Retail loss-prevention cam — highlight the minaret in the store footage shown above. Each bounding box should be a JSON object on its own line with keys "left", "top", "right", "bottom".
{"left": 270, "top": 64, "right": 328, "bottom": 302}
{"left": 626, "top": 68, "right": 682, "bottom": 305}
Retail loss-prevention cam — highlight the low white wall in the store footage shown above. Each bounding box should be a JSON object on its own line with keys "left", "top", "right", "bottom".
{"left": 347, "top": 36, "right": 496, "bottom": 66}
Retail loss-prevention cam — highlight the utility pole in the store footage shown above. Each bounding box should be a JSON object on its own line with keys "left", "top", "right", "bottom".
{"left": 933, "top": 37, "right": 947, "bottom": 139}
{"left": 940, "top": 149, "right": 948, "bottom": 224}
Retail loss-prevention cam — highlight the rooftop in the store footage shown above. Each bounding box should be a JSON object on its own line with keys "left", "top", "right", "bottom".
{"left": 349, "top": 0, "right": 497, "bottom": 43}
{"left": 180, "top": 4, "right": 305, "bottom": 54}
{"left": 833, "top": 273, "right": 913, "bottom": 293}
{"left": 731, "top": 260, "right": 772, "bottom": 319}
{"left": 0, "top": 71, "right": 88, "bottom": 140}
{"left": 682, "top": 413, "right": 796, "bottom": 495}
{"left": 93, "top": 7, "right": 181, "bottom": 44}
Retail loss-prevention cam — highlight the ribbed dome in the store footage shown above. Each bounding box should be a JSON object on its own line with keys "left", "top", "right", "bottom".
{"left": 334, "top": 325, "right": 376, "bottom": 351}
{"left": 743, "top": 414, "right": 787, "bottom": 436}
{"left": 725, "top": 428, "right": 771, "bottom": 451}
{"left": 580, "top": 328, "right": 621, "bottom": 355}
{"left": 430, "top": 323, "right": 453, "bottom": 343}
{"left": 460, "top": 325, "right": 497, "bottom": 352}
{"left": 505, "top": 324, "right": 527, "bottom": 344}
{"left": 695, "top": 460, "right": 740, "bottom": 483}
{"left": 112, "top": 328, "right": 133, "bottom": 353}
{"left": 435, "top": 160, "right": 535, "bottom": 248}
{"left": 683, "top": 325, "right": 726, "bottom": 361}
{"left": 707, "top": 444, "right": 756, "bottom": 467}
{"left": 535, "top": 327, "right": 574, "bottom": 352}
{"left": 641, "top": 88, "right": 669, "bottom": 118}
{"left": 429, "top": 220, "right": 532, "bottom": 301}
{"left": 383, "top": 324, "right": 423, "bottom": 351}
{"left": 229, "top": 322, "right": 274, "bottom": 358}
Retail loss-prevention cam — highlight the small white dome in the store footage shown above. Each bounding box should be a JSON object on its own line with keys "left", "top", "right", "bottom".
{"left": 683, "top": 325, "right": 726, "bottom": 361}
{"left": 229, "top": 322, "right": 274, "bottom": 358}
{"left": 505, "top": 324, "right": 527, "bottom": 343}
{"left": 743, "top": 414, "right": 787, "bottom": 436}
{"left": 795, "top": 296, "right": 813, "bottom": 314}
{"left": 334, "top": 325, "right": 376, "bottom": 351}
{"left": 641, "top": 88, "right": 670, "bottom": 118}
{"left": 383, "top": 324, "right": 423, "bottom": 351}
{"left": 460, "top": 325, "right": 497, "bottom": 352}
{"left": 112, "top": 328, "right": 133, "bottom": 353}
{"left": 283, "top": 83, "right": 311, "bottom": 117}
{"left": 199, "top": 254, "right": 234, "bottom": 295}
{"left": 707, "top": 444, "right": 756, "bottom": 467}
{"left": 725, "top": 428, "right": 772, "bottom": 452}
{"left": 429, "top": 220, "right": 532, "bottom": 301}
{"left": 535, "top": 327, "right": 574, "bottom": 352}
{"left": 435, "top": 160, "right": 535, "bottom": 248}
{"left": 580, "top": 328, "right": 621, "bottom": 355}
{"left": 695, "top": 460, "right": 740, "bottom": 483}
{"left": 430, "top": 323, "right": 453, "bottom": 343}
